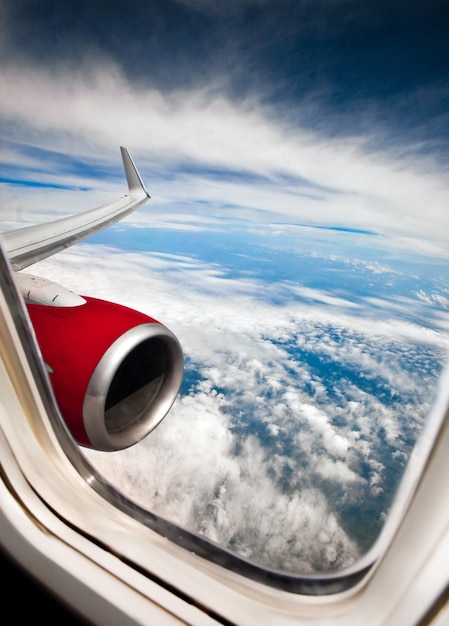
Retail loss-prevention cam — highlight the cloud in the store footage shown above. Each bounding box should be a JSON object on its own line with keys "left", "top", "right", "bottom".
{"left": 416, "top": 290, "right": 449, "bottom": 308}
{"left": 1, "top": 61, "right": 449, "bottom": 256}
{"left": 89, "top": 394, "right": 360, "bottom": 574}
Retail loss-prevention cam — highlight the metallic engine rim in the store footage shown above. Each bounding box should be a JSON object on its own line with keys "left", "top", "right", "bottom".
{"left": 83, "top": 323, "right": 183, "bottom": 451}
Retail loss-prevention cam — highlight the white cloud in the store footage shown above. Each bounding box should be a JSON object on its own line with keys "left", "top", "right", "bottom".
{"left": 89, "top": 422, "right": 359, "bottom": 573}
{"left": 416, "top": 290, "right": 449, "bottom": 308}
{"left": 1, "top": 61, "right": 449, "bottom": 256}
{"left": 287, "top": 285, "right": 361, "bottom": 309}
{"left": 316, "top": 458, "right": 364, "bottom": 485}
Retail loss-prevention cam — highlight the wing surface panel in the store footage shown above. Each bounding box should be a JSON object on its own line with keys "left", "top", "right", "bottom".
{"left": 2, "top": 148, "right": 149, "bottom": 270}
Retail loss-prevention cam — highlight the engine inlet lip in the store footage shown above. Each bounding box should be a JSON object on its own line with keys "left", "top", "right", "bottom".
{"left": 83, "top": 323, "right": 183, "bottom": 451}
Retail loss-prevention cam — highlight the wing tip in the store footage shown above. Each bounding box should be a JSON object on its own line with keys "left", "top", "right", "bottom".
{"left": 120, "top": 147, "right": 151, "bottom": 199}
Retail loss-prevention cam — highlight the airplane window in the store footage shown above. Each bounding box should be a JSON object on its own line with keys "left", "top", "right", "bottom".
{"left": 1, "top": 0, "right": 448, "bottom": 594}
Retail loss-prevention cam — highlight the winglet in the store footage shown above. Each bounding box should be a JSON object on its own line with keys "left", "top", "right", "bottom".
{"left": 120, "top": 146, "right": 151, "bottom": 199}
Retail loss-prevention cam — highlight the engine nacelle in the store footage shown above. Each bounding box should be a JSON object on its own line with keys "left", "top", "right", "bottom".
{"left": 26, "top": 295, "right": 184, "bottom": 451}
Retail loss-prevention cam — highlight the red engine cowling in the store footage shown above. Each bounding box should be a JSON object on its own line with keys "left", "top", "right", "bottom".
{"left": 26, "top": 296, "right": 184, "bottom": 451}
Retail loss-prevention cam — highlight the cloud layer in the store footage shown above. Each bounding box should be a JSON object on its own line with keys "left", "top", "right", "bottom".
{"left": 28, "top": 242, "right": 448, "bottom": 573}
{"left": 2, "top": 60, "right": 449, "bottom": 257}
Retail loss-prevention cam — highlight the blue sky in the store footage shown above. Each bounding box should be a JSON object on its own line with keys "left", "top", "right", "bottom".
{"left": 1, "top": 0, "right": 449, "bottom": 256}
{"left": 3, "top": 0, "right": 449, "bottom": 141}
{"left": 1, "top": 1, "right": 449, "bottom": 575}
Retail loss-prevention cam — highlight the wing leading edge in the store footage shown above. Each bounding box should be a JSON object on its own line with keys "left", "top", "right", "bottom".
{"left": 2, "top": 147, "right": 150, "bottom": 270}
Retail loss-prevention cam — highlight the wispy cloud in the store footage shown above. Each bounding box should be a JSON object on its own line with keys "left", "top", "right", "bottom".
{"left": 2, "top": 61, "right": 449, "bottom": 256}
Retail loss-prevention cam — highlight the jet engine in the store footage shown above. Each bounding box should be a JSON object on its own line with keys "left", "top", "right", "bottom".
{"left": 22, "top": 276, "right": 183, "bottom": 452}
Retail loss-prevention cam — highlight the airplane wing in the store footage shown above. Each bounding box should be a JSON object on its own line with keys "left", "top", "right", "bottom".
{"left": 0, "top": 147, "right": 183, "bottom": 453}
{"left": 2, "top": 147, "right": 150, "bottom": 270}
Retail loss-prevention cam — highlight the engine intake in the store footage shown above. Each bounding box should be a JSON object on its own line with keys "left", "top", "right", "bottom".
{"left": 84, "top": 323, "right": 183, "bottom": 450}
{"left": 26, "top": 295, "right": 184, "bottom": 451}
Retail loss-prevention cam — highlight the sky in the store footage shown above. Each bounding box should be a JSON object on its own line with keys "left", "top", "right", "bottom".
{"left": 1, "top": 0, "right": 449, "bottom": 254}
{"left": 1, "top": 0, "right": 449, "bottom": 577}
